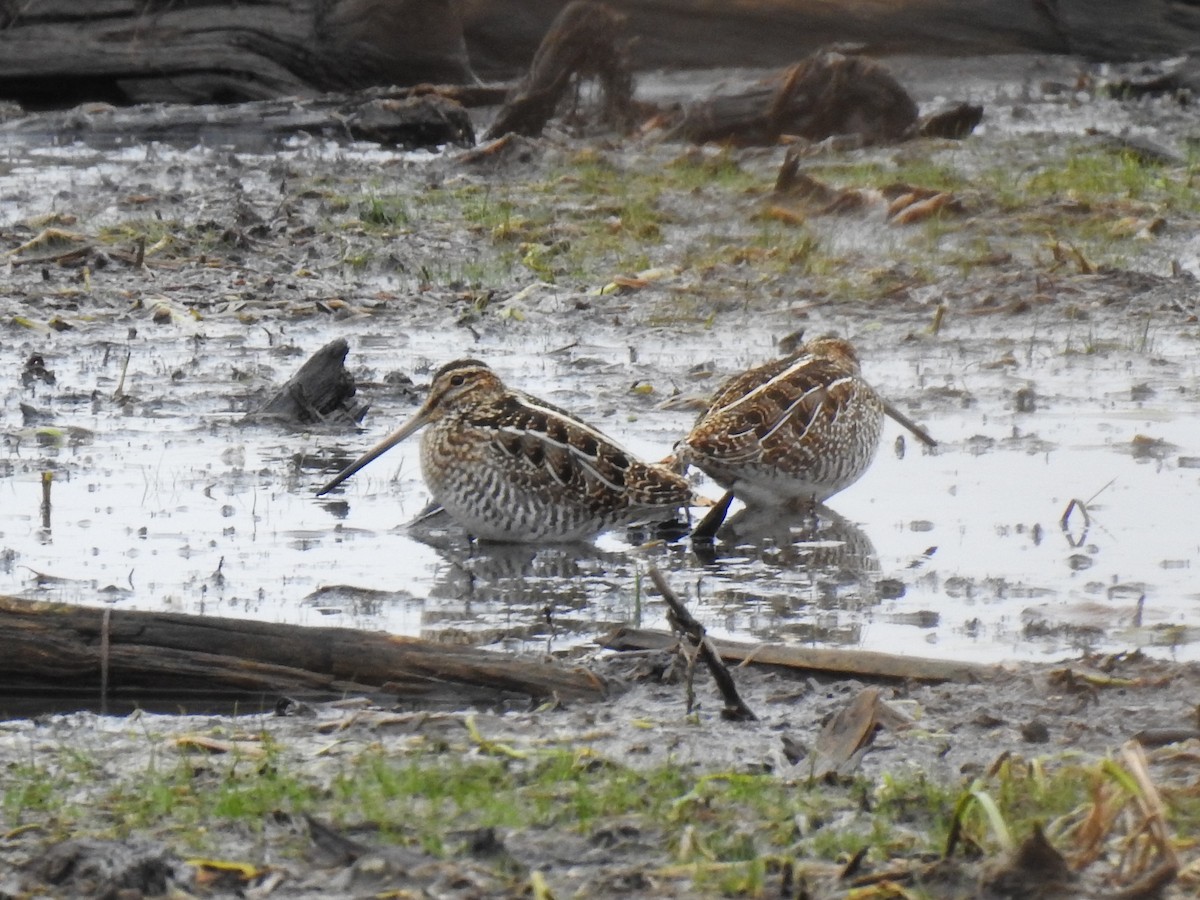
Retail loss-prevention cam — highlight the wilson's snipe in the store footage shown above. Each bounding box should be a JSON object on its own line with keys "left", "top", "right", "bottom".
{"left": 677, "top": 337, "right": 900, "bottom": 510}
{"left": 318, "top": 359, "right": 693, "bottom": 542}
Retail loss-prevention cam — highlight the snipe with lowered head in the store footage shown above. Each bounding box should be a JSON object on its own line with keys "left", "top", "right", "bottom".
{"left": 675, "top": 337, "right": 888, "bottom": 510}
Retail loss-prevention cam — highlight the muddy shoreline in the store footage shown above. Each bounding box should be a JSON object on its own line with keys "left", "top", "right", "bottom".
{"left": 3, "top": 652, "right": 1198, "bottom": 897}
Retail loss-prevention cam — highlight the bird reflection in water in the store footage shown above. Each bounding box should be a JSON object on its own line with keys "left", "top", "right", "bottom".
{"left": 404, "top": 505, "right": 645, "bottom": 647}
{"left": 402, "top": 497, "right": 886, "bottom": 649}
{"left": 691, "top": 501, "right": 883, "bottom": 646}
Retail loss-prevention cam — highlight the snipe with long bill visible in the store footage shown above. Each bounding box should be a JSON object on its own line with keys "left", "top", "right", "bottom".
{"left": 318, "top": 358, "right": 694, "bottom": 542}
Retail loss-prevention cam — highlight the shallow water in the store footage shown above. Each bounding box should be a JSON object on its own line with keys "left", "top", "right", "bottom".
{"left": 3, "top": 56, "right": 1199, "bottom": 664}
{"left": 4, "top": 300, "right": 1198, "bottom": 665}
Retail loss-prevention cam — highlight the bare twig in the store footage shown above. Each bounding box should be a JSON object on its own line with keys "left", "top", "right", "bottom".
{"left": 929, "top": 304, "right": 946, "bottom": 335}
{"left": 113, "top": 349, "right": 132, "bottom": 401}
{"left": 1086, "top": 477, "right": 1117, "bottom": 505}
{"left": 648, "top": 566, "right": 756, "bottom": 721}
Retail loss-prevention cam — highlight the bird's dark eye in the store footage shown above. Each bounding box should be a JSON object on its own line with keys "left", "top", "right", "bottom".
{"left": 450, "top": 374, "right": 466, "bottom": 386}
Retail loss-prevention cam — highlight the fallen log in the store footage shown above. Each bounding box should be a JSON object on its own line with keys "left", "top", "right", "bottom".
{"left": 0, "top": 0, "right": 476, "bottom": 106}
{"left": 602, "top": 626, "right": 996, "bottom": 683}
{"left": 0, "top": 595, "right": 611, "bottom": 717}
{"left": 669, "top": 52, "right": 917, "bottom": 146}
{"left": 0, "top": 87, "right": 477, "bottom": 149}
{"left": 247, "top": 338, "right": 368, "bottom": 428}
{"left": 1107, "top": 54, "right": 1200, "bottom": 100}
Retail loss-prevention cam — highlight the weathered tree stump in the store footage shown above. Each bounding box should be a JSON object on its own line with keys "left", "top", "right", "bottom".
{"left": 248, "top": 338, "right": 368, "bottom": 427}
{"left": 670, "top": 52, "right": 918, "bottom": 146}
{"left": 483, "top": 0, "right": 632, "bottom": 140}
{"left": 0, "top": 595, "right": 611, "bottom": 716}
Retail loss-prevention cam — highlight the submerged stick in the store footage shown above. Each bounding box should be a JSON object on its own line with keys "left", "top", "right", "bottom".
{"left": 39, "top": 471, "right": 52, "bottom": 530}
{"left": 113, "top": 349, "right": 131, "bottom": 401}
{"left": 648, "top": 566, "right": 756, "bottom": 721}
{"left": 690, "top": 490, "right": 734, "bottom": 543}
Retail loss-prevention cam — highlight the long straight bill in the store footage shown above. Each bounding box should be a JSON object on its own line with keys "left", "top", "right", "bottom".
{"left": 316, "top": 412, "right": 428, "bottom": 496}
{"left": 880, "top": 398, "right": 937, "bottom": 449}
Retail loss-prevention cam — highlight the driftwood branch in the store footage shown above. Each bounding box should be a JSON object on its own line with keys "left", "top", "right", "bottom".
{"left": 0, "top": 595, "right": 610, "bottom": 716}
{"left": 648, "top": 566, "right": 756, "bottom": 721}
{"left": 604, "top": 626, "right": 994, "bottom": 683}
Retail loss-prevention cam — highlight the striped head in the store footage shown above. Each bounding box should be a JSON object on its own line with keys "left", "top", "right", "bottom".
{"left": 317, "top": 358, "right": 508, "bottom": 496}
{"left": 802, "top": 336, "right": 862, "bottom": 372}
{"left": 417, "top": 359, "right": 506, "bottom": 421}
